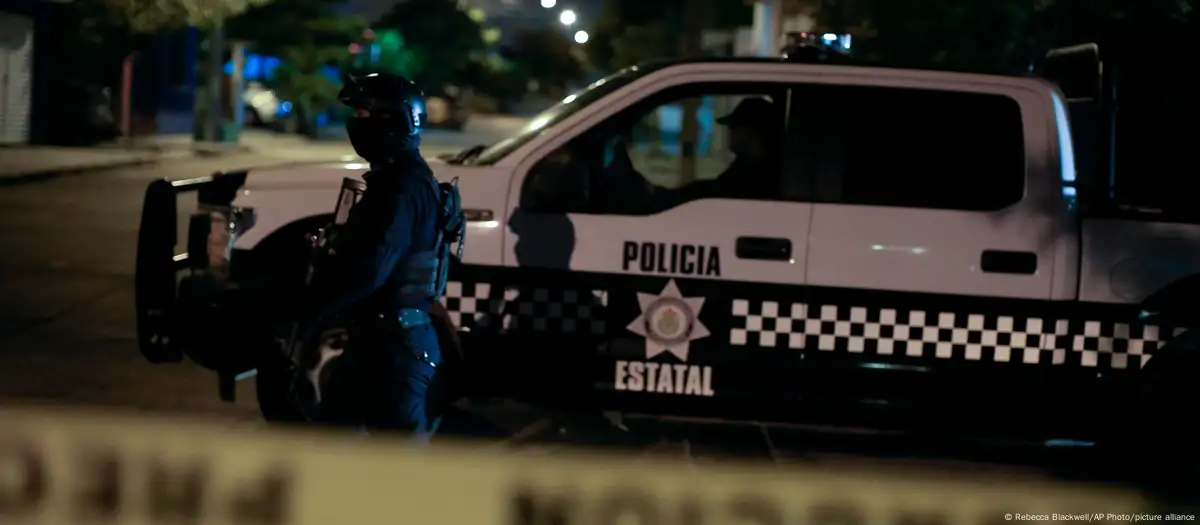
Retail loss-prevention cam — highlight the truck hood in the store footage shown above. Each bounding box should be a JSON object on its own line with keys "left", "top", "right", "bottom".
{"left": 231, "top": 159, "right": 510, "bottom": 250}
{"left": 236, "top": 156, "right": 479, "bottom": 190}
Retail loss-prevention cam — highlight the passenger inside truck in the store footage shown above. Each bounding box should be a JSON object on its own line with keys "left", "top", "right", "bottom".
{"left": 522, "top": 86, "right": 787, "bottom": 216}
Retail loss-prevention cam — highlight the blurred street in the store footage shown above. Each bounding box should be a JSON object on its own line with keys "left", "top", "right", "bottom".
{"left": 0, "top": 116, "right": 525, "bottom": 425}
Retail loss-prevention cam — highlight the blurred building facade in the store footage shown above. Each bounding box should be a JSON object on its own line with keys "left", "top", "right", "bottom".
{"left": 742, "top": 0, "right": 819, "bottom": 56}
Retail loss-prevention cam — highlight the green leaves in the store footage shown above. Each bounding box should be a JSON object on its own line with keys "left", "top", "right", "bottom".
{"left": 819, "top": 0, "right": 1196, "bottom": 73}
{"left": 583, "top": 0, "right": 752, "bottom": 71}
{"left": 507, "top": 27, "right": 586, "bottom": 93}
{"left": 104, "top": 0, "right": 274, "bottom": 32}
{"left": 610, "top": 25, "right": 675, "bottom": 66}
{"left": 227, "top": 0, "right": 364, "bottom": 54}
{"left": 373, "top": 0, "right": 486, "bottom": 86}
{"left": 222, "top": 0, "right": 364, "bottom": 116}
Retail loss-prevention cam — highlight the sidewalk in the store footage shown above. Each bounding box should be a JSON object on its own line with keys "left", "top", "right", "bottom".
{"left": 0, "top": 114, "right": 528, "bottom": 185}
{"left": 317, "top": 113, "right": 527, "bottom": 152}
{"left": 132, "top": 130, "right": 363, "bottom": 163}
{"left": 0, "top": 146, "right": 163, "bottom": 185}
{"left": 0, "top": 131, "right": 356, "bottom": 186}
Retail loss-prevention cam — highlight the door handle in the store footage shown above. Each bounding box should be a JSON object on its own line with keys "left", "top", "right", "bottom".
{"left": 464, "top": 209, "right": 493, "bottom": 222}
{"left": 980, "top": 250, "right": 1037, "bottom": 274}
{"left": 736, "top": 236, "right": 792, "bottom": 261}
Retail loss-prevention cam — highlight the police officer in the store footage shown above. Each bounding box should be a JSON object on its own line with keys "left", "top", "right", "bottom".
{"left": 293, "top": 73, "right": 459, "bottom": 442}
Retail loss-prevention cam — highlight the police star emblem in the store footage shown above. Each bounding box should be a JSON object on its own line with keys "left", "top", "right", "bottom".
{"left": 627, "top": 279, "right": 710, "bottom": 362}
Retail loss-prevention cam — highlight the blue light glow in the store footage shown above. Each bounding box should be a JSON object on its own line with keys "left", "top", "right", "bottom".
{"left": 223, "top": 54, "right": 283, "bottom": 80}
{"left": 1052, "top": 93, "right": 1077, "bottom": 184}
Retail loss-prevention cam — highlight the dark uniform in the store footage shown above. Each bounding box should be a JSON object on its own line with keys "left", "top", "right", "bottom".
{"left": 295, "top": 73, "right": 461, "bottom": 441}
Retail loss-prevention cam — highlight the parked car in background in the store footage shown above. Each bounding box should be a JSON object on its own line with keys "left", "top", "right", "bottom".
{"left": 242, "top": 81, "right": 290, "bottom": 128}
{"left": 423, "top": 84, "right": 471, "bottom": 131}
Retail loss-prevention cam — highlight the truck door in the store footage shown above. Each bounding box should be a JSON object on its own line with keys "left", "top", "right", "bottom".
{"left": 491, "top": 71, "right": 816, "bottom": 419}
{"left": 800, "top": 77, "right": 1065, "bottom": 433}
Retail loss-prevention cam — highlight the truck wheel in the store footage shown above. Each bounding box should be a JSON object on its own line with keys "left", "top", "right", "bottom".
{"left": 430, "top": 300, "right": 471, "bottom": 406}
{"left": 249, "top": 218, "right": 469, "bottom": 420}
{"left": 255, "top": 325, "right": 347, "bottom": 423}
{"left": 254, "top": 349, "right": 307, "bottom": 424}
{"left": 257, "top": 316, "right": 468, "bottom": 425}
{"left": 1120, "top": 339, "right": 1200, "bottom": 483}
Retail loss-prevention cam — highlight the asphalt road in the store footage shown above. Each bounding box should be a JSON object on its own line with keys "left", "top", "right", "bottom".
{"left": 0, "top": 154, "right": 265, "bottom": 423}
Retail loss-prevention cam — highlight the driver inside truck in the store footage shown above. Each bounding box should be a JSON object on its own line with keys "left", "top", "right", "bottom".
{"left": 595, "top": 97, "right": 783, "bottom": 213}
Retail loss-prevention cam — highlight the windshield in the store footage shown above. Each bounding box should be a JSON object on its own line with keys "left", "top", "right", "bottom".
{"left": 472, "top": 68, "right": 640, "bottom": 165}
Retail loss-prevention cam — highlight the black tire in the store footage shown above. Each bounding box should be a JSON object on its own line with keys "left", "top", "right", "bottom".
{"left": 255, "top": 325, "right": 349, "bottom": 423}
{"left": 256, "top": 314, "right": 468, "bottom": 425}
{"left": 249, "top": 218, "right": 470, "bottom": 423}
{"left": 254, "top": 346, "right": 307, "bottom": 423}
{"left": 1117, "top": 337, "right": 1200, "bottom": 485}
{"left": 430, "top": 300, "right": 469, "bottom": 407}
{"left": 248, "top": 219, "right": 327, "bottom": 424}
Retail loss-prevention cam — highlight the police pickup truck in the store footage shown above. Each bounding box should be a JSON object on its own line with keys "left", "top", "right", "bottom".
{"left": 136, "top": 40, "right": 1200, "bottom": 454}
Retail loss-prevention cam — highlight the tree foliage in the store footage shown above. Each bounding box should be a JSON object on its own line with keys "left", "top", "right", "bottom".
{"left": 584, "top": 0, "right": 753, "bottom": 71}
{"left": 502, "top": 27, "right": 586, "bottom": 96}
{"left": 53, "top": 0, "right": 146, "bottom": 81}
{"left": 817, "top": 0, "right": 1196, "bottom": 73}
{"left": 822, "top": 0, "right": 1049, "bottom": 73}
{"left": 104, "top": 0, "right": 273, "bottom": 32}
{"left": 228, "top": 0, "right": 365, "bottom": 133}
{"left": 264, "top": 17, "right": 365, "bottom": 107}
{"left": 373, "top": 0, "right": 486, "bottom": 88}
{"left": 353, "top": 30, "right": 422, "bottom": 79}
{"left": 227, "top": 0, "right": 361, "bottom": 54}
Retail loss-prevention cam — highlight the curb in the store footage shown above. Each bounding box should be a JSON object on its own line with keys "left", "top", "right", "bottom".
{"left": 0, "top": 156, "right": 162, "bottom": 188}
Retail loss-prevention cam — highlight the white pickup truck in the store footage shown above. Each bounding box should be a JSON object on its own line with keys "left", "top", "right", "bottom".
{"left": 135, "top": 41, "right": 1200, "bottom": 454}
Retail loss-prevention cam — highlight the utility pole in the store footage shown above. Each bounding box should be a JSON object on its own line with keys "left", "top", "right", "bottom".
{"left": 678, "top": 0, "right": 704, "bottom": 185}
{"left": 204, "top": 20, "right": 225, "bottom": 143}
{"left": 231, "top": 40, "right": 247, "bottom": 141}
{"left": 120, "top": 54, "right": 134, "bottom": 145}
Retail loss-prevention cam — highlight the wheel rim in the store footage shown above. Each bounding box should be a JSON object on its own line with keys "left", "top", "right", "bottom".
{"left": 307, "top": 328, "right": 348, "bottom": 403}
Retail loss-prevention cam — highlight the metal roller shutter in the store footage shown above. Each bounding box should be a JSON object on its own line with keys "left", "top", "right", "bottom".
{"left": 0, "top": 11, "right": 34, "bottom": 145}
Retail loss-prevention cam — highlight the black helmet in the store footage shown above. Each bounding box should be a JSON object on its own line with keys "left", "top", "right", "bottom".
{"left": 339, "top": 72, "right": 426, "bottom": 136}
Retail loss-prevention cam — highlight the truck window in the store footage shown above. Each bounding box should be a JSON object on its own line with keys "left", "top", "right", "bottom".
{"left": 473, "top": 70, "right": 637, "bottom": 165}
{"left": 520, "top": 82, "right": 790, "bottom": 216}
{"left": 817, "top": 85, "right": 1026, "bottom": 211}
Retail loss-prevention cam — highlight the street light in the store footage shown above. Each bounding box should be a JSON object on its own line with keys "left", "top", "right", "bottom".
{"left": 559, "top": 9, "right": 576, "bottom": 25}
{"left": 540, "top": 0, "right": 555, "bottom": 7}
{"left": 574, "top": 30, "right": 588, "bottom": 44}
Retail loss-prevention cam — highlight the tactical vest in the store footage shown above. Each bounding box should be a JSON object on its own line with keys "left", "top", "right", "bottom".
{"left": 394, "top": 175, "right": 465, "bottom": 307}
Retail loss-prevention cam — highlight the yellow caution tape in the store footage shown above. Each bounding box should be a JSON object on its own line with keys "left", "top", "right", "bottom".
{"left": 0, "top": 406, "right": 1165, "bottom": 525}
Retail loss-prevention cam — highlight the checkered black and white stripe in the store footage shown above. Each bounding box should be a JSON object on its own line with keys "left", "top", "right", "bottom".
{"left": 1069, "top": 320, "right": 1184, "bottom": 369}
{"left": 730, "top": 300, "right": 1180, "bottom": 369}
{"left": 440, "top": 281, "right": 607, "bottom": 335}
